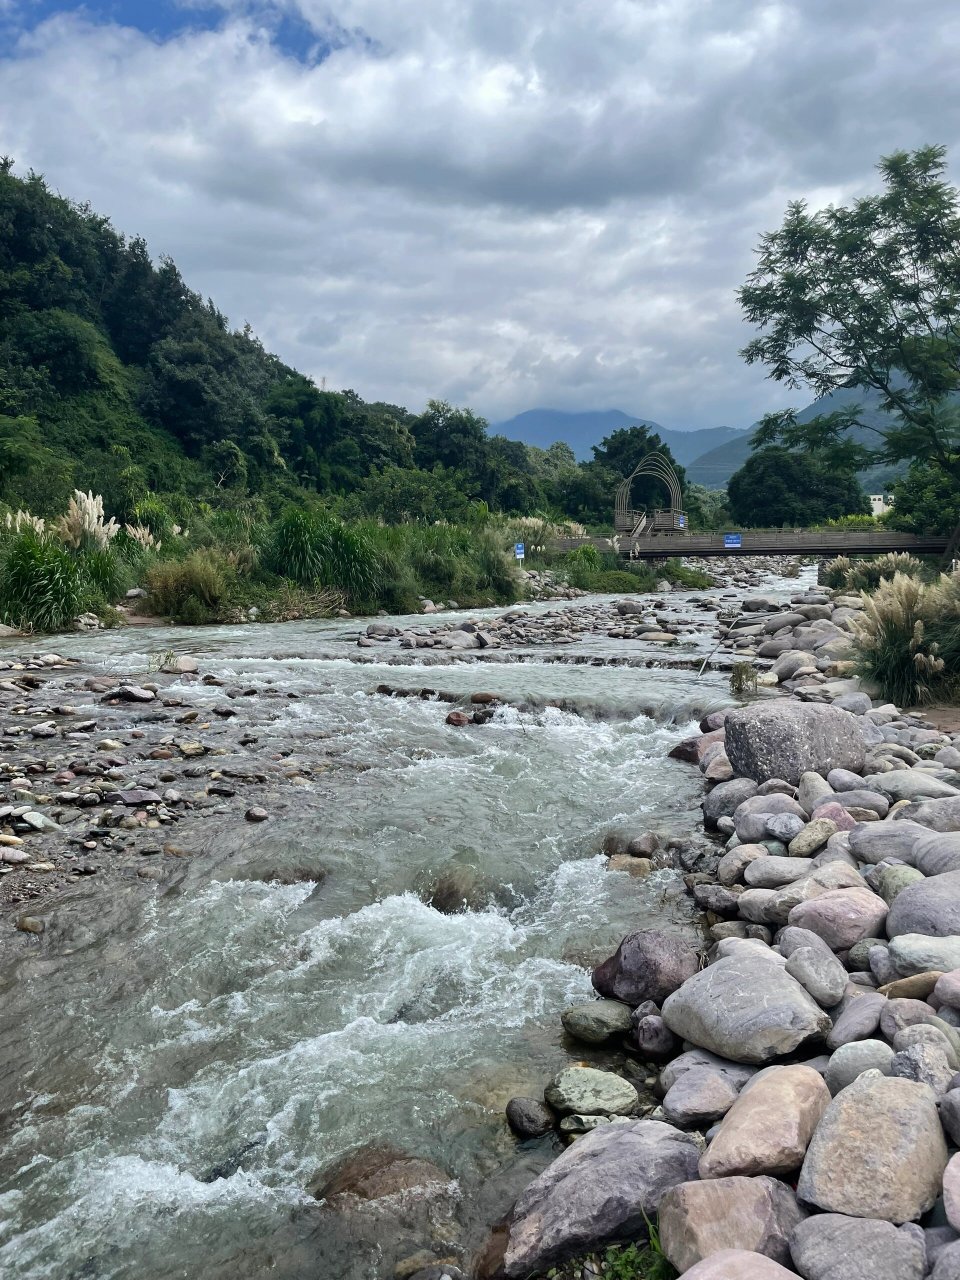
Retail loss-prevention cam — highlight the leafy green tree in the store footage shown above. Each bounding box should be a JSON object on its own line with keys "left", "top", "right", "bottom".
{"left": 739, "top": 146, "right": 960, "bottom": 487}
{"left": 727, "top": 448, "right": 870, "bottom": 527}
{"left": 411, "top": 400, "right": 488, "bottom": 475}
{"left": 887, "top": 461, "right": 960, "bottom": 535}
{"left": 344, "top": 464, "right": 471, "bottom": 523}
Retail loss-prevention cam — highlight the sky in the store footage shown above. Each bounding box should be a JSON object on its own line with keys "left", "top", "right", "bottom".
{"left": 2, "top": 1, "right": 960, "bottom": 431}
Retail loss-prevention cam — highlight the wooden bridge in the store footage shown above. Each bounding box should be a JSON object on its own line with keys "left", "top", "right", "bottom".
{"left": 560, "top": 452, "right": 959, "bottom": 562}
{"left": 554, "top": 527, "right": 954, "bottom": 560}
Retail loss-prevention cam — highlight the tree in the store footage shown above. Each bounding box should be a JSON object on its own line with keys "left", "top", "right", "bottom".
{"left": 887, "top": 461, "right": 960, "bottom": 535}
{"left": 727, "top": 448, "right": 870, "bottom": 527}
{"left": 739, "top": 146, "right": 960, "bottom": 487}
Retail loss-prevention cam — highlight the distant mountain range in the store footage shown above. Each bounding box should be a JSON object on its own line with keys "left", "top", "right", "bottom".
{"left": 492, "top": 408, "right": 747, "bottom": 469}
{"left": 496, "top": 391, "right": 908, "bottom": 490}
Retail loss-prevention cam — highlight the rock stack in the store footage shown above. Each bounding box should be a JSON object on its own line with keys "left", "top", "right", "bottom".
{"left": 499, "top": 637, "right": 960, "bottom": 1278}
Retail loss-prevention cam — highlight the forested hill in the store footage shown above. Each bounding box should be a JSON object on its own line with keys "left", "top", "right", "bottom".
{"left": 0, "top": 162, "right": 695, "bottom": 530}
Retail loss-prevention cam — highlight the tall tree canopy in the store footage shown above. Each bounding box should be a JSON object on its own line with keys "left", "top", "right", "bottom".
{"left": 739, "top": 146, "right": 960, "bottom": 487}
{"left": 727, "top": 448, "right": 870, "bottom": 527}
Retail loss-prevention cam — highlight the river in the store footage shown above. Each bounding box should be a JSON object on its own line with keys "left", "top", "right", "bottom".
{"left": 0, "top": 572, "right": 811, "bottom": 1279}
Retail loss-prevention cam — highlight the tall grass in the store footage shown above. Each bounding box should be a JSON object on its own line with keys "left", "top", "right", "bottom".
{"left": 0, "top": 529, "right": 87, "bottom": 631}
{"left": 824, "top": 552, "right": 926, "bottom": 592}
{"left": 853, "top": 570, "right": 960, "bottom": 705}
{"left": 145, "top": 550, "right": 231, "bottom": 625}
{"left": 266, "top": 507, "right": 382, "bottom": 600}
{"left": 358, "top": 522, "right": 518, "bottom": 612}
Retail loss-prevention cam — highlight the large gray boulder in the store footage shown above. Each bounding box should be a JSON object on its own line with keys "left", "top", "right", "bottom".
{"left": 796, "top": 1070, "right": 947, "bottom": 1222}
{"left": 724, "top": 703, "right": 866, "bottom": 786}
{"left": 502, "top": 1118, "right": 701, "bottom": 1276}
{"left": 592, "top": 929, "right": 700, "bottom": 1006}
{"left": 789, "top": 1213, "right": 926, "bottom": 1280}
{"left": 864, "top": 771, "right": 960, "bottom": 802}
{"left": 658, "top": 1175, "right": 804, "bottom": 1272}
{"left": 661, "top": 952, "right": 831, "bottom": 1064}
{"left": 887, "top": 870, "right": 960, "bottom": 938}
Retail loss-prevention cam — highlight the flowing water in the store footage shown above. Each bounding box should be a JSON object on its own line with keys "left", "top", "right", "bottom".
{"left": 0, "top": 576, "right": 811, "bottom": 1279}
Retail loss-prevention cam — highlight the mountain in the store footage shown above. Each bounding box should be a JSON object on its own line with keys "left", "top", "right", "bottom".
{"left": 495, "top": 407, "right": 747, "bottom": 465}
{"left": 684, "top": 386, "right": 912, "bottom": 489}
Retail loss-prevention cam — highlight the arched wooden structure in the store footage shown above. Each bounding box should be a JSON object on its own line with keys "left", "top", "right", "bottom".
{"left": 614, "top": 453, "right": 686, "bottom": 537}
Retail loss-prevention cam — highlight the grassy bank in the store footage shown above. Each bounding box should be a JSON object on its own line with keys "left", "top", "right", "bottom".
{"left": 0, "top": 494, "right": 716, "bottom": 633}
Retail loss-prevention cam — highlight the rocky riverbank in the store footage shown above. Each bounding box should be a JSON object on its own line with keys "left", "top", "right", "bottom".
{"left": 481, "top": 591, "right": 960, "bottom": 1280}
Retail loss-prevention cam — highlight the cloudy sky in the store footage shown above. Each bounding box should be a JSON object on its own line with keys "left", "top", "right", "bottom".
{"left": 2, "top": 0, "right": 960, "bottom": 430}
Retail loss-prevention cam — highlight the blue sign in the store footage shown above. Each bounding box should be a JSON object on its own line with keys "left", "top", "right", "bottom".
{"left": 514, "top": 542, "right": 525, "bottom": 559}
{"left": 724, "top": 533, "right": 742, "bottom": 549}
{"left": 678, "top": 515, "right": 687, "bottom": 528}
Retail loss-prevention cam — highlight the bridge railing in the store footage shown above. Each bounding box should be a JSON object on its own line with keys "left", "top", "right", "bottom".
{"left": 551, "top": 527, "right": 950, "bottom": 559}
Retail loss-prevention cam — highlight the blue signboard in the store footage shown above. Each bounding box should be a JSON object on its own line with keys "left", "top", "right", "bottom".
{"left": 723, "top": 533, "right": 742, "bottom": 549}
{"left": 514, "top": 542, "right": 525, "bottom": 559}
{"left": 678, "top": 515, "right": 687, "bottom": 528}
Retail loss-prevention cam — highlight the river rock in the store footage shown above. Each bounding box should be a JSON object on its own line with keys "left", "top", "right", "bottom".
{"left": 745, "top": 857, "right": 814, "bottom": 888}
{"left": 661, "top": 952, "right": 831, "bottom": 1064}
{"left": 662, "top": 1066, "right": 740, "bottom": 1127}
{"left": 658, "top": 1175, "right": 804, "bottom": 1272}
{"left": 544, "top": 1067, "right": 638, "bottom": 1116}
{"left": 703, "top": 778, "right": 759, "bottom": 828}
{"left": 940, "top": 1089, "right": 960, "bottom": 1145}
{"left": 935, "top": 970, "right": 960, "bottom": 1008}
{"left": 823, "top": 1040, "right": 894, "bottom": 1095}
{"left": 765, "top": 813, "right": 807, "bottom": 844}
{"left": 787, "top": 887, "right": 888, "bottom": 950}
{"left": 915, "top": 834, "right": 960, "bottom": 877}
{"left": 724, "top": 703, "right": 866, "bottom": 786}
{"left": 591, "top": 929, "right": 700, "bottom": 1006}
{"left": 679, "top": 1251, "right": 802, "bottom": 1279}
{"left": 789, "top": 819, "right": 839, "bottom": 857}
{"left": 789, "top": 1213, "right": 926, "bottom": 1280}
{"left": 699, "top": 1065, "right": 830, "bottom": 1179}
{"left": 308, "top": 1143, "right": 452, "bottom": 1201}
{"left": 932, "top": 1241, "right": 960, "bottom": 1279}
{"left": 632, "top": 1013, "right": 678, "bottom": 1060}
{"left": 890, "top": 1040, "right": 955, "bottom": 1095}
{"left": 887, "top": 870, "right": 960, "bottom": 938}
{"left": 825, "top": 994, "right": 887, "bottom": 1053}
{"left": 796, "top": 1071, "right": 947, "bottom": 1221}
{"left": 864, "top": 771, "right": 960, "bottom": 802}
{"left": 849, "top": 821, "right": 929, "bottom": 864}
{"left": 890, "top": 934, "right": 960, "bottom": 976}
{"left": 560, "top": 1000, "right": 633, "bottom": 1044}
{"left": 502, "top": 1118, "right": 701, "bottom": 1276}
{"left": 898, "top": 795, "right": 960, "bottom": 832}
{"left": 660, "top": 1048, "right": 757, "bottom": 1094}
{"left": 784, "top": 946, "right": 847, "bottom": 1007}
{"left": 505, "top": 1097, "right": 554, "bottom": 1138}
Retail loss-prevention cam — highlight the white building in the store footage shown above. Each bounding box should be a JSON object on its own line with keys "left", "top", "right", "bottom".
{"left": 869, "top": 494, "right": 892, "bottom": 516}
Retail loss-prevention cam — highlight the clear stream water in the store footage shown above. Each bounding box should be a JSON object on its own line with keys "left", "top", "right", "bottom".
{"left": 0, "top": 575, "right": 811, "bottom": 1279}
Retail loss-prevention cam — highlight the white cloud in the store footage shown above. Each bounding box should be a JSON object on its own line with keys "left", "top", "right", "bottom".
{"left": 2, "top": 0, "right": 960, "bottom": 427}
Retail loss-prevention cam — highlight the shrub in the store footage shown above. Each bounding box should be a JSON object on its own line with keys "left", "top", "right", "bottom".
{"left": 853, "top": 571, "right": 960, "bottom": 706}
{"left": 144, "top": 550, "right": 231, "bottom": 624}
{"left": 661, "top": 559, "right": 714, "bottom": 589}
{"left": 849, "top": 552, "right": 925, "bottom": 591}
{"left": 823, "top": 555, "right": 852, "bottom": 589}
{"left": 0, "top": 529, "right": 87, "bottom": 631}
{"left": 132, "top": 495, "right": 172, "bottom": 539}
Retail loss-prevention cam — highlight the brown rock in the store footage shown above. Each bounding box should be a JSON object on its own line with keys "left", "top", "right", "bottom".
{"left": 678, "top": 1251, "right": 799, "bottom": 1279}
{"left": 699, "top": 1064, "right": 830, "bottom": 1179}
{"left": 658, "top": 1175, "right": 805, "bottom": 1272}
{"left": 307, "top": 1144, "right": 451, "bottom": 1201}
{"left": 878, "top": 971, "right": 943, "bottom": 1000}
{"left": 797, "top": 1071, "right": 947, "bottom": 1221}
